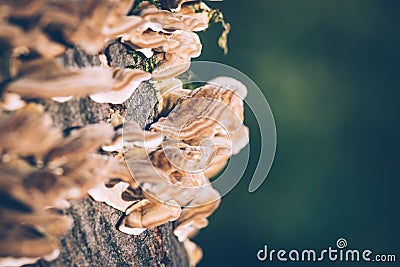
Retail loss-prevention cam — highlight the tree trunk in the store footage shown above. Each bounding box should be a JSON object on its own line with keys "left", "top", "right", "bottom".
{"left": 28, "top": 44, "right": 189, "bottom": 266}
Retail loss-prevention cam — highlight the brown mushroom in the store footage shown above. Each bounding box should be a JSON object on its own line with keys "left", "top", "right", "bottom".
{"left": 45, "top": 122, "right": 114, "bottom": 163}
{"left": 0, "top": 224, "right": 60, "bottom": 267}
{"left": 151, "top": 32, "right": 202, "bottom": 81}
{"left": 54, "top": 0, "right": 136, "bottom": 54}
{"left": 6, "top": 63, "right": 115, "bottom": 99}
{"left": 90, "top": 68, "right": 151, "bottom": 104}
{"left": 88, "top": 181, "right": 137, "bottom": 212}
{"left": 0, "top": 93, "right": 25, "bottom": 111}
{"left": 0, "top": 0, "right": 48, "bottom": 18}
{"left": 118, "top": 198, "right": 181, "bottom": 235}
{"left": 208, "top": 76, "right": 248, "bottom": 99}
{"left": 153, "top": 78, "right": 191, "bottom": 114}
{"left": 0, "top": 104, "right": 62, "bottom": 157}
{"left": 122, "top": 121, "right": 164, "bottom": 149}
{"left": 151, "top": 55, "right": 191, "bottom": 81}
{"left": 178, "top": 2, "right": 210, "bottom": 31}
{"left": 184, "top": 239, "right": 203, "bottom": 267}
{"left": 117, "top": 76, "right": 248, "bottom": 241}
{"left": 0, "top": 103, "right": 131, "bottom": 265}
{"left": 5, "top": 59, "right": 151, "bottom": 103}
{"left": 0, "top": 1, "right": 238, "bottom": 266}
{"left": 139, "top": 3, "right": 208, "bottom": 32}
{"left": 150, "top": 82, "right": 242, "bottom": 142}
{"left": 174, "top": 183, "right": 221, "bottom": 242}
{"left": 121, "top": 28, "right": 181, "bottom": 52}
{"left": 0, "top": 23, "right": 65, "bottom": 58}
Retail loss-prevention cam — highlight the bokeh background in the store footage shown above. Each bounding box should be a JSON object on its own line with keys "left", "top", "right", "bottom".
{"left": 195, "top": 0, "right": 400, "bottom": 266}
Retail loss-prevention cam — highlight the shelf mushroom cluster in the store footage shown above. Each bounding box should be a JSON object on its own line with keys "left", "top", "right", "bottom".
{"left": 0, "top": 0, "right": 212, "bottom": 106}
{"left": 89, "top": 76, "right": 249, "bottom": 266}
{"left": 0, "top": 0, "right": 240, "bottom": 266}
{"left": 121, "top": 1, "right": 210, "bottom": 80}
{"left": 0, "top": 104, "right": 129, "bottom": 266}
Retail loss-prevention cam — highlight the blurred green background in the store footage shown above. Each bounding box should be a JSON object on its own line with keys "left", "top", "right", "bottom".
{"left": 195, "top": 0, "right": 400, "bottom": 266}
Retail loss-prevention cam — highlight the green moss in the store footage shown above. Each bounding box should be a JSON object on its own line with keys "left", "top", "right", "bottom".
{"left": 126, "top": 49, "right": 157, "bottom": 73}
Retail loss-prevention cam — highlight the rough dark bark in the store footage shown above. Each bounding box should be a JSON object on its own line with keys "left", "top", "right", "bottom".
{"left": 32, "top": 199, "right": 188, "bottom": 267}
{"left": 28, "top": 44, "right": 189, "bottom": 266}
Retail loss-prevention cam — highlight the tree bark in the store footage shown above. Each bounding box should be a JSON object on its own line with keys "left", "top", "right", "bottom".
{"left": 28, "top": 44, "right": 189, "bottom": 266}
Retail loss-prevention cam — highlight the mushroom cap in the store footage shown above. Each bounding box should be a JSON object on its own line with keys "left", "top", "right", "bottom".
{"left": 208, "top": 76, "right": 248, "bottom": 99}
{"left": 178, "top": 2, "right": 210, "bottom": 31}
{"left": 6, "top": 65, "right": 115, "bottom": 99}
{"left": 0, "top": 104, "right": 62, "bottom": 156}
{"left": 60, "top": 0, "right": 134, "bottom": 54}
{"left": 139, "top": 3, "right": 208, "bottom": 32}
{"left": 154, "top": 78, "right": 191, "bottom": 114}
{"left": 0, "top": 0, "right": 48, "bottom": 18}
{"left": 150, "top": 84, "right": 240, "bottom": 141}
{"left": 184, "top": 239, "right": 203, "bottom": 267}
{"left": 1, "top": 93, "right": 25, "bottom": 111}
{"left": 151, "top": 57, "right": 191, "bottom": 81}
{"left": 123, "top": 121, "right": 163, "bottom": 149}
{"left": 118, "top": 199, "right": 181, "bottom": 234}
{"left": 6, "top": 60, "right": 151, "bottom": 103}
{"left": 1, "top": 0, "right": 134, "bottom": 55}
{"left": 0, "top": 211, "right": 73, "bottom": 237}
{"left": 88, "top": 181, "right": 136, "bottom": 212}
{"left": 0, "top": 23, "right": 65, "bottom": 58}
{"left": 102, "top": 15, "right": 143, "bottom": 38}
{"left": 45, "top": 123, "right": 114, "bottom": 163}
{"left": 126, "top": 156, "right": 204, "bottom": 207}
{"left": 0, "top": 106, "right": 137, "bottom": 264}
{"left": 0, "top": 223, "right": 60, "bottom": 259}
{"left": 174, "top": 184, "right": 220, "bottom": 241}
{"left": 121, "top": 29, "right": 180, "bottom": 51}
{"left": 90, "top": 69, "right": 151, "bottom": 104}
{"left": 173, "top": 31, "right": 202, "bottom": 58}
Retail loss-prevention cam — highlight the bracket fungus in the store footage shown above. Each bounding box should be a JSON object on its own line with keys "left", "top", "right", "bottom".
{"left": 138, "top": 2, "right": 209, "bottom": 32}
{"left": 4, "top": 58, "right": 151, "bottom": 104}
{"left": 0, "top": 0, "right": 236, "bottom": 266}
{"left": 0, "top": 104, "right": 125, "bottom": 266}
{"left": 89, "top": 68, "right": 152, "bottom": 104}
{"left": 87, "top": 76, "right": 249, "bottom": 266}
{"left": 120, "top": 2, "right": 208, "bottom": 80}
